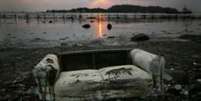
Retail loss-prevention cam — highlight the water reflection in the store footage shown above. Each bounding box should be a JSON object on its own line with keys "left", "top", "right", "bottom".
{"left": 0, "top": 13, "right": 200, "bottom": 48}
{"left": 95, "top": 15, "right": 108, "bottom": 38}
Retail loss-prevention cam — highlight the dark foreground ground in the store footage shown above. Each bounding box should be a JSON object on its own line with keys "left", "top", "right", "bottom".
{"left": 0, "top": 37, "right": 201, "bottom": 101}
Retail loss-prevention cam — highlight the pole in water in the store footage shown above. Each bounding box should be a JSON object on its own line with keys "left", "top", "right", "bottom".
{"left": 62, "top": 14, "right": 66, "bottom": 23}
{"left": 25, "top": 13, "right": 30, "bottom": 24}
{"left": 0, "top": 12, "right": 1, "bottom": 23}
{"left": 36, "top": 14, "right": 40, "bottom": 23}
{"left": 14, "top": 14, "right": 18, "bottom": 23}
{"left": 53, "top": 13, "right": 57, "bottom": 23}
{"left": 133, "top": 14, "right": 136, "bottom": 19}
{"left": 124, "top": 14, "right": 128, "bottom": 20}
{"left": 142, "top": 15, "right": 146, "bottom": 19}
{"left": 2, "top": 13, "right": 6, "bottom": 19}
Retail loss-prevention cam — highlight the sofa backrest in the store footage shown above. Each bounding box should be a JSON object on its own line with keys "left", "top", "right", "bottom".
{"left": 58, "top": 49, "right": 132, "bottom": 71}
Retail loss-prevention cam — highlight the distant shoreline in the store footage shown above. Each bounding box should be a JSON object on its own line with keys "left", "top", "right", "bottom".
{"left": 0, "top": 4, "right": 194, "bottom": 14}
{"left": 46, "top": 4, "right": 192, "bottom": 14}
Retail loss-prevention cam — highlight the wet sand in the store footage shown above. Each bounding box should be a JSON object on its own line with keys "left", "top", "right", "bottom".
{"left": 0, "top": 38, "right": 201, "bottom": 100}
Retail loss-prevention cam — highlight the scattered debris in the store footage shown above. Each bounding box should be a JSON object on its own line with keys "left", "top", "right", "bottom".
{"left": 82, "top": 24, "right": 91, "bottom": 29}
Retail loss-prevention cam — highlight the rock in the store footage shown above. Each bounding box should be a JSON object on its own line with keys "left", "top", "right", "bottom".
{"left": 0, "top": 88, "right": 6, "bottom": 92}
{"left": 31, "top": 38, "right": 48, "bottom": 42}
{"left": 60, "top": 42, "right": 68, "bottom": 46}
{"left": 193, "top": 62, "right": 201, "bottom": 68}
{"left": 174, "top": 84, "right": 182, "bottom": 90}
{"left": 16, "top": 56, "right": 23, "bottom": 60}
{"left": 73, "top": 43, "right": 83, "bottom": 47}
{"left": 12, "top": 76, "right": 24, "bottom": 84}
{"left": 181, "top": 89, "right": 189, "bottom": 95}
{"left": 25, "top": 87, "right": 37, "bottom": 95}
{"left": 107, "top": 36, "right": 115, "bottom": 39}
{"left": 82, "top": 24, "right": 90, "bottom": 29}
{"left": 107, "top": 23, "right": 112, "bottom": 30}
{"left": 170, "top": 68, "right": 175, "bottom": 71}
{"left": 43, "top": 32, "right": 47, "bottom": 34}
{"left": 59, "top": 36, "right": 69, "bottom": 41}
{"left": 197, "top": 79, "right": 201, "bottom": 83}
{"left": 164, "top": 73, "right": 173, "bottom": 81}
{"left": 131, "top": 33, "right": 150, "bottom": 42}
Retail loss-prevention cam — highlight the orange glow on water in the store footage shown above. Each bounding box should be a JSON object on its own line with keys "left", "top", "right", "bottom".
{"left": 95, "top": 15, "right": 107, "bottom": 38}
{"left": 98, "top": 20, "right": 103, "bottom": 38}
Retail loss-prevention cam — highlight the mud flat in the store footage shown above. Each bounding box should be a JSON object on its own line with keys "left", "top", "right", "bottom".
{"left": 0, "top": 39, "right": 201, "bottom": 100}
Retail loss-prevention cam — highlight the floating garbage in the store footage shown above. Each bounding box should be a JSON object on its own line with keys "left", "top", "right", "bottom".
{"left": 82, "top": 24, "right": 90, "bottom": 29}
{"left": 49, "top": 20, "right": 53, "bottom": 23}
{"left": 107, "top": 23, "right": 112, "bottom": 30}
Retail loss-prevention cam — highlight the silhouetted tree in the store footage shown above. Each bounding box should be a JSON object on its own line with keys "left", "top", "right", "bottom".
{"left": 46, "top": 4, "right": 179, "bottom": 14}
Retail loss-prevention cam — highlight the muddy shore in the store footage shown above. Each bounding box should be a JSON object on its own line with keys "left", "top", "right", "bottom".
{"left": 0, "top": 38, "right": 201, "bottom": 100}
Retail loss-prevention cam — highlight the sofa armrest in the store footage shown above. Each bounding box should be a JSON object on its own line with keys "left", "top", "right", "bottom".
{"left": 33, "top": 54, "right": 60, "bottom": 101}
{"left": 130, "top": 49, "right": 165, "bottom": 94}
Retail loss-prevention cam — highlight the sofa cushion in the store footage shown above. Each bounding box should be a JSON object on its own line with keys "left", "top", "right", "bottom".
{"left": 99, "top": 65, "right": 152, "bottom": 81}
{"left": 54, "top": 70, "right": 102, "bottom": 97}
{"left": 54, "top": 65, "right": 153, "bottom": 101}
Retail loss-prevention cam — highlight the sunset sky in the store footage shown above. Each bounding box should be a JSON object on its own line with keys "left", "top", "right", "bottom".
{"left": 0, "top": 0, "right": 200, "bottom": 12}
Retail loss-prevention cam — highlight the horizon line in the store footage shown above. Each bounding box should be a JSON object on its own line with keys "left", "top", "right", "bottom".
{"left": 0, "top": 4, "right": 190, "bottom": 12}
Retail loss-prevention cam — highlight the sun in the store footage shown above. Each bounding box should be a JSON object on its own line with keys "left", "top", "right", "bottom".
{"left": 96, "top": 0, "right": 106, "bottom": 3}
{"left": 90, "top": 0, "right": 111, "bottom": 8}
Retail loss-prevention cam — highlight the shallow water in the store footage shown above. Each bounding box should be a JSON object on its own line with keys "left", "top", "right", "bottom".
{"left": 0, "top": 13, "right": 201, "bottom": 48}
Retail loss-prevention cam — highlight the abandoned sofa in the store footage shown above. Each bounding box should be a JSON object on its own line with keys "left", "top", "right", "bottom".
{"left": 33, "top": 49, "right": 165, "bottom": 101}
